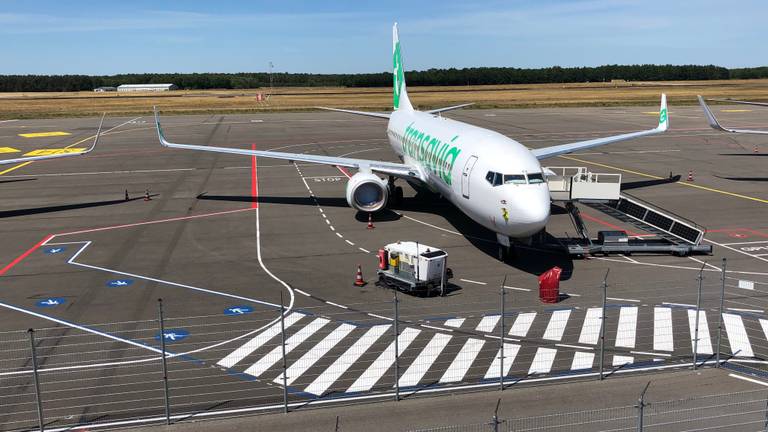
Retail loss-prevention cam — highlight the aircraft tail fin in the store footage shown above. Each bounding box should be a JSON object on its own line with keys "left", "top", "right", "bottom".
{"left": 656, "top": 93, "right": 669, "bottom": 131}
{"left": 392, "top": 23, "right": 413, "bottom": 111}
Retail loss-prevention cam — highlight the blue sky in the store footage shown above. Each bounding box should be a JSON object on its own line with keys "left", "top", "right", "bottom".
{"left": 2, "top": 0, "right": 766, "bottom": 75}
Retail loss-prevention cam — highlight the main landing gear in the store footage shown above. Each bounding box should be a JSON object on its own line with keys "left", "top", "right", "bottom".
{"left": 388, "top": 176, "right": 403, "bottom": 206}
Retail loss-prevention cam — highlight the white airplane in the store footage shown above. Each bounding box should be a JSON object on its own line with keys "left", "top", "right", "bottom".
{"left": 155, "top": 24, "right": 669, "bottom": 259}
{"left": 0, "top": 114, "right": 103, "bottom": 166}
{"left": 698, "top": 96, "right": 768, "bottom": 135}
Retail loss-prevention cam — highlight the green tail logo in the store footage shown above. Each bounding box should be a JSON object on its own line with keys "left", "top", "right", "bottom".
{"left": 659, "top": 108, "right": 667, "bottom": 124}
{"left": 393, "top": 41, "right": 404, "bottom": 109}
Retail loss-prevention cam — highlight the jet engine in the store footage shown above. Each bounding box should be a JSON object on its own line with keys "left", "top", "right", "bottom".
{"left": 345, "top": 172, "right": 388, "bottom": 212}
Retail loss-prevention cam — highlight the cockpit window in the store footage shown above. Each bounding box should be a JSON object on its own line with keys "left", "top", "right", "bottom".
{"left": 486, "top": 171, "right": 495, "bottom": 184}
{"left": 527, "top": 173, "right": 545, "bottom": 184}
{"left": 503, "top": 174, "right": 526, "bottom": 185}
{"left": 493, "top": 173, "right": 502, "bottom": 186}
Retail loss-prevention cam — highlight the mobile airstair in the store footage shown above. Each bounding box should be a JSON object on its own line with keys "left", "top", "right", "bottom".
{"left": 545, "top": 167, "right": 712, "bottom": 257}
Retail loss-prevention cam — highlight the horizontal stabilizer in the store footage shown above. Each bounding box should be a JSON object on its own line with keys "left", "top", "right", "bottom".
{"left": 426, "top": 103, "right": 474, "bottom": 115}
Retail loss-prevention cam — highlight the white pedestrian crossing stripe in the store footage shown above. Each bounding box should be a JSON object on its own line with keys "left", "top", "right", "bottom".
{"left": 217, "top": 307, "right": 768, "bottom": 396}
{"left": 687, "top": 310, "right": 713, "bottom": 355}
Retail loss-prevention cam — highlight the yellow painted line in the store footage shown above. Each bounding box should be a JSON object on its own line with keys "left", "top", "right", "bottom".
{"left": 18, "top": 131, "right": 71, "bottom": 138}
{"left": 721, "top": 109, "right": 752, "bottom": 113}
{"left": 642, "top": 111, "right": 660, "bottom": 115}
{"left": 0, "top": 147, "right": 19, "bottom": 154}
{"left": 23, "top": 148, "right": 86, "bottom": 156}
{"left": 559, "top": 155, "right": 768, "bottom": 205}
{"left": 0, "top": 161, "right": 33, "bottom": 176}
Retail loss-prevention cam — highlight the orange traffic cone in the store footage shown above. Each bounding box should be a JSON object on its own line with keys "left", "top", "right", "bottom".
{"left": 367, "top": 213, "right": 375, "bottom": 230}
{"left": 354, "top": 265, "right": 366, "bottom": 287}
{"left": 687, "top": 170, "right": 694, "bottom": 182}
{"left": 144, "top": 189, "right": 151, "bottom": 201}
{"left": 755, "top": 145, "right": 760, "bottom": 154}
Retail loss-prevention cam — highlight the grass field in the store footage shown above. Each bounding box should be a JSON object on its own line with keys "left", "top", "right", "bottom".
{"left": 2, "top": 79, "right": 768, "bottom": 119}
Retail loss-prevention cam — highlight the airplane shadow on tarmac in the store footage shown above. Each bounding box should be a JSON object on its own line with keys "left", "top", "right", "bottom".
{"left": 198, "top": 191, "right": 574, "bottom": 279}
{"left": 0, "top": 195, "right": 151, "bottom": 218}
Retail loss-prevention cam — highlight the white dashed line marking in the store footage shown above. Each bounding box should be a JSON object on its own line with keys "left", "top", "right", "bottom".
{"left": 336, "top": 233, "right": 343, "bottom": 238}
{"left": 608, "top": 297, "right": 641, "bottom": 303}
{"left": 504, "top": 286, "right": 531, "bottom": 292}
{"left": 359, "top": 247, "right": 371, "bottom": 254}
{"left": 460, "top": 279, "right": 487, "bottom": 285}
{"left": 345, "top": 240, "right": 355, "bottom": 246}
{"left": 295, "top": 289, "right": 311, "bottom": 297}
{"left": 326, "top": 301, "right": 348, "bottom": 309}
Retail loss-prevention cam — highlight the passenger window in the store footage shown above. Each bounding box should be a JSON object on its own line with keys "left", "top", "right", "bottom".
{"left": 503, "top": 174, "right": 526, "bottom": 185}
{"left": 528, "top": 173, "right": 545, "bottom": 184}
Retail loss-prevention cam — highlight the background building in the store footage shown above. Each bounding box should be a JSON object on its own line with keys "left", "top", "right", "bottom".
{"left": 116, "top": 84, "right": 177, "bottom": 92}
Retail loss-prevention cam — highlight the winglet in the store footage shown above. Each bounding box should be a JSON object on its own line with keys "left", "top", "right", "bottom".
{"left": 392, "top": 23, "right": 413, "bottom": 111}
{"left": 657, "top": 93, "right": 669, "bottom": 131}
{"left": 154, "top": 106, "right": 170, "bottom": 147}
{"left": 697, "top": 95, "right": 726, "bottom": 131}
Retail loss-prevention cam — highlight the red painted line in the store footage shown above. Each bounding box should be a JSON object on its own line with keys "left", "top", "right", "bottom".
{"left": 0, "top": 234, "right": 53, "bottom": 276}
{"left": 55, "top": 208, "right": 255, "bottom": 237}
{"left": 580, "top": 212, "right": 643, "bottom": 237}
{"left": 251, "top": 144, "right": 258, "bottom": 208}
{"left": 337, "top": 166, "right": 352, "bottom": 178}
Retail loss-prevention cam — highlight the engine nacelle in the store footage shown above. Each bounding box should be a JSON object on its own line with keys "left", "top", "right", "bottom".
{"left": 345, "top": 172, "right": 388, "bottom": 212}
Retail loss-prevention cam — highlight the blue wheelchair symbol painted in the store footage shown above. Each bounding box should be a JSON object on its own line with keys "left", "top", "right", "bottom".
{"left": 224, "top": 305, "right": 254, "bottom": 316}
{"left": 106, "top": 279, "right": 133, "bottom": 288}
{"left": 44, "top": 247, "right": 66, "bottom": 255}
{"left": 155, "top": 329, "right": 189, "bottom": 343}
{"left": 36, "top": 297, "right": 66, "bottom": 308}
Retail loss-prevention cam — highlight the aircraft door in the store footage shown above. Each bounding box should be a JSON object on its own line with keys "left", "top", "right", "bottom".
{"left": 461, "top": 155, "right": 478, "bottom": 199}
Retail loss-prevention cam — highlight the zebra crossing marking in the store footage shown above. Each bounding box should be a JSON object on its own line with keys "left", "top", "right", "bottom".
{"left": 653, "top": 307, "right": 674, "bottom": 352}
{"left": 444, "top": 318, "right": 465, "bottom": 328}
{"left": 439, "top": 338, "right": 485, "bottom": 383}
{"left": 347, "top": 328, "right": 421, "bottom": 393}
{"left": 277, "top": 323, "right": 356, "bottom": 386}
{"left": 615, "top": 307, "right": 638, "bottom": 348}
{"left": 244, "top": 317, "right": 329, "bottom": 377}
{"left": 476, "top": 315, "right": 500, "bottom": 332}
{"left": 723, "top": 313, "right": 754, "bottom": 357}
{"left": 483, "top": 343, "right": 521, "bottom": 379}
{"left": 578, "top": 308, "right": 602, "bottom": 345}
{"left": 399, "top": 333, "right": 452, "bottom": 387}
{"left": 613, "top": 355, "right": 634, "bottom": 366}
{"left": 304, "top": 324, "right": 390, "bottom": 396}
{"left": 529, "top": 347, "right": 557, "bottom": 374}
{"left": 509, "top": 312, "right": 536, "bottom": 337}
{"left": 543, "top": 310, "right": 571, "bottom": 341}
{"left": 687, "top": 310, "right": 713, "bottom": 355}
{"left": 571, "top": 351, "right": 595, "bottom": 370}
{"left": 218, "top": 312, "right": 304, "bottom": 368}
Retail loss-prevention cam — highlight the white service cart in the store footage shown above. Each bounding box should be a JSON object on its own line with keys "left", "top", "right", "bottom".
{"left": 376, "top": 241, "right": 452, "bottom": 296}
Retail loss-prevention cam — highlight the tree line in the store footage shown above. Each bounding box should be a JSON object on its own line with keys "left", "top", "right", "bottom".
{"left": 0, "top": 64, "right": 765, "bottom": 92}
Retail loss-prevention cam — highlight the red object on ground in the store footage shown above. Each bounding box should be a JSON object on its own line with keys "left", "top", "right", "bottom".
{"left": 354, "top": 265, "right": 366, "bottom": 287}
{"left": 377, "top": 249, "right": 388, "bottom": 270}
{"left": 538, "top": 267, "right": 562, "bottom": 303}
{"left": 367, "top": 213, "right": 375, "bottom": 229}
{"left": 687, "top": 170, "right": 694, "bottom": 182}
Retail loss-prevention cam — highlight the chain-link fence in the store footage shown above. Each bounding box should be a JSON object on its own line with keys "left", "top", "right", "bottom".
{"left": 410, "top": 389, "right": 768, "bottom": 432}
{"left": 3, "top": 258, "right": 768, "bottom": 431}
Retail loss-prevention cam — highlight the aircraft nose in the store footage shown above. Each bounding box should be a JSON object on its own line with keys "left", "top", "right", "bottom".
{"left": 509, "top": 187, "right": 550, "bottom": 237}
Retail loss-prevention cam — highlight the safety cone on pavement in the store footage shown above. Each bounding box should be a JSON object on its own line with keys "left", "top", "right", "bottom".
{"left": 367, "top": 213, "right": 375, "bottom": 230}
{"left": 687, "top": 170, "right": 694, "bottom": 182}
{"left": 755, "top": 145, "right": 760, "bottom": 154}
{"left": 144, "top": 189, "right": 151, "bottom": 201}
{"left": 354, "top": 265, "right": 366, "bottom": 287}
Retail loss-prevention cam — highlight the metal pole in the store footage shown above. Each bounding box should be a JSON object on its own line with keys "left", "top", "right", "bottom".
{"left": 500, "top": 275, "right": 507, "bottom": 391}
{"left": 763, "top": 393, "right": 768, "bottom": 432}
{"left": 693, "top": 264, "right": 705, "bottom": 370}
{"left": 280, "top": 293, "right": 288, "bottom": 413}
{"left": 637, "top": 381, "right": 651, "bottom": 432}
{"left": 394, "top": 291, "right": 400, "bottom": 402}
{"left": 491, "top": 398, "right": 502, "bottom": 432}
{"left": 28, "top": 329, "right": 45, "bottom": 432}
{"left": 157, "top": 299, "right": 171, "bottom": 425}
{"left": 599, "top": 269, "right": 609, "bottom": 381}
{"left": 716, "top": 258, "right": 727, "bottom": 367}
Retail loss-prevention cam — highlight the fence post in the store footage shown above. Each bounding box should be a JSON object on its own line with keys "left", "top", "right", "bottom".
{"left": 394, "top": 291, "right": 400, "bottom": 402}
{"left": 693, "top": 264, "right": 705, "bottom": 371}
{"left": 157, "top": 299, "right": 171, "bottom": 425}
{"left": 280, "top": 293, "right": 289, "bottom": 414}
{"left": 500, "top": 276, "right": 507, "bottom": 391}
{"left": 763, "top": 393, "right": 768, "bottom": 432}
{"left": 637, "top": 381, "right": 650, "bottom": 432}
{"left": 28, "top": 329, "right": 45, "bottom": 432}
{"left": 716, "top": 258, "right": 727, "bottom": 368}
{"left": 490, "top": 398, "right": 502, "bottom": 432}
{"left": 599, "top": 269, "right": 609, "bottom": 381}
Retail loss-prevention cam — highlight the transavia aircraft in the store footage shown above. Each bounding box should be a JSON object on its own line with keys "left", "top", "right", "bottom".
{"left": 155, "top": 24, "right": 669, "bottom": 259}
{"left": 0, "top": 114, "right": 103, "bottom": 166}
{"left": 698, "top": 96, "right": 768, "bottom": 136}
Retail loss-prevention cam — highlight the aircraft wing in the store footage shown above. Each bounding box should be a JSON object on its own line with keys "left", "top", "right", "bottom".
{"left": 155, "top": 108, "right": 423, "bottom": 181}
{"left": 0, "top": 114, "right": 104, "bottom": 165}
{"left": 426, "top": 103, "right": 475, "bottom": 115}
{"left": 698, "top": 96, "right": 768, "bottom": 135}
{"left": 708, "top": 98, "right": 768, "bottom": 108}
{"left": 315, "top": 107, "right": 391, "bottom": 119}
{"left": 530, "top": 94, "right": 669, "bottom": 160}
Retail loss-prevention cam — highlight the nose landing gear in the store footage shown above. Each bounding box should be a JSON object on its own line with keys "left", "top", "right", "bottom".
{"left": 496, "top": 233, "right": 515, "bottom": 262}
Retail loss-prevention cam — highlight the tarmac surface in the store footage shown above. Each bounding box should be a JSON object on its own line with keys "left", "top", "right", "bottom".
{"left": 0, "top": 104, "right": 767, "bottom": 430}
